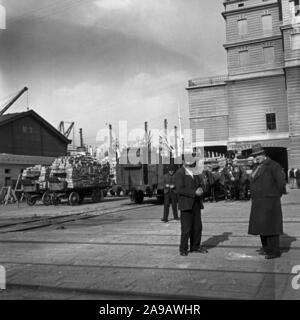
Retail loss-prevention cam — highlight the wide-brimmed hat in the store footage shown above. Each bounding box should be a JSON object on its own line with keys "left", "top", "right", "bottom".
{"left": 251, "top": 143, "right": 265, "bottom": 156}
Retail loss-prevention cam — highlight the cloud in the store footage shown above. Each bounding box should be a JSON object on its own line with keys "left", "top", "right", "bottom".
{"left": 50, "top": 70, "right": 190, "bottom": 144}
{"left": 94, "top": 0, "right": 133, "bottom": 11}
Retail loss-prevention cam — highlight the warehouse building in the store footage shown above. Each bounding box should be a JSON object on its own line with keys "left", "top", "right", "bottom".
{"left": 0, "top": 110, "right": 70, "bottom": 187}
{"left": 187, "top": 0, "right": 300, "bottom": 171}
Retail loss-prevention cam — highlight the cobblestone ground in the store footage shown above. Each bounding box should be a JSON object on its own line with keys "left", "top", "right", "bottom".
{"left": 0, "top": 189, "right": 299, "bottom": 300}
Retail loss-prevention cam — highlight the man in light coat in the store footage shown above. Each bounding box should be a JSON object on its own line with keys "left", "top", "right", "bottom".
{"left": 248, "top": 144, "right": 286, "bottom": 259}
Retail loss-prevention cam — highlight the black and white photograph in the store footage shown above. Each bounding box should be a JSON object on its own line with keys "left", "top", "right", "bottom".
{"left": 0, "top": 0, "right": 300, "bottom": 311}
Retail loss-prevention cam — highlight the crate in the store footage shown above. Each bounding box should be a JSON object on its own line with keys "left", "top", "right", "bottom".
{"left": 22, "top": 184, "right": 39, "bottom": 193}
{"left": 48, "top": 181, "right": 67, "bottom": 191}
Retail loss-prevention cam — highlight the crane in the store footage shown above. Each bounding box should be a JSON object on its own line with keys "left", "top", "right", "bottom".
{"left": 58, "top": 121, "right": 75, "bottom": 138}
{"left": 0, "top": 87, "right": 28, "bottom": 116}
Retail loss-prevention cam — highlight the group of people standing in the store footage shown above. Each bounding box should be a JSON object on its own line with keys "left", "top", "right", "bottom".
{"left": 161, "top": 144, "right": 286, "bottom": 260}
{"left": 288, "top": 167, "right": 300, "bottom": 189}
{"left": 202, "top": 162, "right": 251, "bottom": 202}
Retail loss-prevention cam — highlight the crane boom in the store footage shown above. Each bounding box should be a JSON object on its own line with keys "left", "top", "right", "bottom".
{"left": 0, "top": 87, "right": 28, "bottom": 116}
{"left": 58, "top": 121, "right": 74, "bottom": 138}
{"left": 64, "top": 122, "right": 74, "bottom": 138}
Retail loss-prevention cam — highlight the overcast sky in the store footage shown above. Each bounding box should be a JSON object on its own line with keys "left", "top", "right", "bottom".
{"left": 0, "top": 0, "right": 227, "bottom": 146}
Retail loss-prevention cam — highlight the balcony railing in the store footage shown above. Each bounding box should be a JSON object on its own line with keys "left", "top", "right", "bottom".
{"left": 188, "top": 75, "right": 228, "bottom": 88}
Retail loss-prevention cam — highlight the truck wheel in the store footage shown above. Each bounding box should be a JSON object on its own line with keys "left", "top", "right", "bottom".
{"left": 26, "top": 195, "right": 36, "bottom": 206}
{"left": 135, "top": 191, "right": 144, "bottom": 204}
{"left": 42, "top": 191, "right": 51, "bottom": 206}
{"left": 69, "top": 192, "right": 80, "bottom": 206}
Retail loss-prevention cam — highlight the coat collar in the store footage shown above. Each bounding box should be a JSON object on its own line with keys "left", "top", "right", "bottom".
{"left": 252, "top": 157, "right": 271, "bottom": 181}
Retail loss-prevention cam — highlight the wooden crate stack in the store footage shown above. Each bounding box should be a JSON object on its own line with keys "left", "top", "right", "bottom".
{"left": 50, "top": 155, "right": 109, "bottom": 189}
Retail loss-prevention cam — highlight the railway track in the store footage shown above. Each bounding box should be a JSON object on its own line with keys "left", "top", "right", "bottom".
{"left": 0, "top": 202, "right": 156, "bottom": 233}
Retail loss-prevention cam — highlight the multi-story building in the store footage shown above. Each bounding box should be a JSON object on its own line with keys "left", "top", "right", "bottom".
{"left": 187, "top": 0, "right": 300, "bottom": 171}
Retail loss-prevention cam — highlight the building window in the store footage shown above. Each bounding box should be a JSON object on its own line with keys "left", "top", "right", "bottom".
{"left": 263, "top": 46, "right": 275, "bottom": 63}
{"left": 291, "top": 33, "right": 300, "bottom": 50}
{"left": 239, "top": 50, "right": 249, "bottom": 66}
{"left": 5, "top": 177, "right": 11, "bottom": 187}
{"left": 290, "top": 0, "right": 300, "bottom": 17}
{"left": 22, "top": 125, "right": 33, "bottom": 133}
{"left": 266, "top": 113, "right": 276, "bottom": 130}
{"left": 4, "top": 169, "right": 11, "bottom": 174}
{"left": 237, "top": 19, "right": 247, "bottom": 37}
{"left": 262, "top": 14, "right": 272, "bottom": 35}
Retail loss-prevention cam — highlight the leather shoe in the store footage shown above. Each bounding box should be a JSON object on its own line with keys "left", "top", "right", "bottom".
{"left": 256, "top": 248, "right": 267, "bottom": 255}
{"left": 191, "top": 247, "right": 208, "bottom": 253}
{"left": 180, "top": 251, "right": 188, "bottom": 256}
{"left": 161, "top": 219, "right": 168, "bottom": 222}
{"left": 265, "top": 253, "right": 281, "bottom": 259}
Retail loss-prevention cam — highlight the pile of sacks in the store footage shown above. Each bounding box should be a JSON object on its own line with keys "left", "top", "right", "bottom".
{"left": 50, "top": 155, "right": 109, "bottom": 189}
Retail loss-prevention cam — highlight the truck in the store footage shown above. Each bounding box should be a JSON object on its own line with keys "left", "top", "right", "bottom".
{"left": 116, "top": 147, "right": 181, "bottom": 204}
{"left": 21, "top": 155, "right": 110, "bottom": 206}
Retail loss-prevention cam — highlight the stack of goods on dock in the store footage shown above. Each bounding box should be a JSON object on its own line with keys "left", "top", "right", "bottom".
{"left": 21, "top": 165, "right": 45, "bottom": 191}
{"left": 38, "top": 166, "right": 51, "bottom": 189}
{"left": 21, "top": 165, "right": 42, "bottom": 185}
{"left": 50, "top": 155, "right": 110, "bottom": 189}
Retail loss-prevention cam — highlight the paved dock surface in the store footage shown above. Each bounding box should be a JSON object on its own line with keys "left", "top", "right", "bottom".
{"left": 0, "top": 190, "right": 299, "bottom": 300}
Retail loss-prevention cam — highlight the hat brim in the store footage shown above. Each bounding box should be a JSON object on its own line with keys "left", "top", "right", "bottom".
{"left": 251, "top": 150, "right": 265, "bottom": 156}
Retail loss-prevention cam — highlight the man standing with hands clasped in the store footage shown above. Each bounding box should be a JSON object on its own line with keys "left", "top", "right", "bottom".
{"left": 248, "top": 144, "right": 286, "bottom": 259}
{"left": 175, "top": 152, "right": 207, "bottom": 256}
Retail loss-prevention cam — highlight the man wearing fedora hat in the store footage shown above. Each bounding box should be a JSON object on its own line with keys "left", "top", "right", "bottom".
{"left": 161, "top": 164, "right": 179, "bottom": 222}
{"left": 175, "top": 152, "right": 207, "bottom": 256}
{"left": 248, "top": 143, "right": 286, "bottom": 259}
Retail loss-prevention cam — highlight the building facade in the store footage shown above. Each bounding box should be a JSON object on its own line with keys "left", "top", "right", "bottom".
{"left": 187, "top": 0, "right": 300, "bottom": 170}
{"left": 0, "top": 110, "right": 70, "bottom": 187}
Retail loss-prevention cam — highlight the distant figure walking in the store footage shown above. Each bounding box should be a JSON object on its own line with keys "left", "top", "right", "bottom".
{"left": 248, "top": 144, "right": 286, "bottom": 259}
{"left": 161, "top": 165, "right": 179, "bottom": 222}
{"left": 289, "top": 168, "right": 296, "bottom": 189}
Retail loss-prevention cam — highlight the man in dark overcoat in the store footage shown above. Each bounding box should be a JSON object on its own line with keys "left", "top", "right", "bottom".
{"left": 175, "top": 154, "right": 207, "bottom": 256}
{"left": 161, "top": 165, "right": 179, "bottom": 222}
{"left": 248, "top": 144, "right": 286, "bottom": 259}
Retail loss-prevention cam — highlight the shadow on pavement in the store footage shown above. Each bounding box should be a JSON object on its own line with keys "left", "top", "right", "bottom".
{"left": 281, "top": 233, "right": 298, "bottom": 252}
{"left": 202, "top": 232, "right": 232, "bottom": 250}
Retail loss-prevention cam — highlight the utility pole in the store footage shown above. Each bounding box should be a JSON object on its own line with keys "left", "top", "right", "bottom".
{"left": 174, "top": 125, "right": 178, "bottom": 157}
{"left": 79, "top": 128, "right": 83, "bottom": 148}
{"left": 109, "top": 123, "right": 113, "bottom": 155}
{"left": 164, "top": 118, "right": 168, "bottom": 137}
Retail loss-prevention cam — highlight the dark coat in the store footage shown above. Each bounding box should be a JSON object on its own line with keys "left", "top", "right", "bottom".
{"left": 248, "top": 158, "right": 285, "bottom": 236}
{"left": 175, "top": 166, "right": 204, "bottom": 211}
{"left": 163, "top": 172, "right": 177, "bottom": 194}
